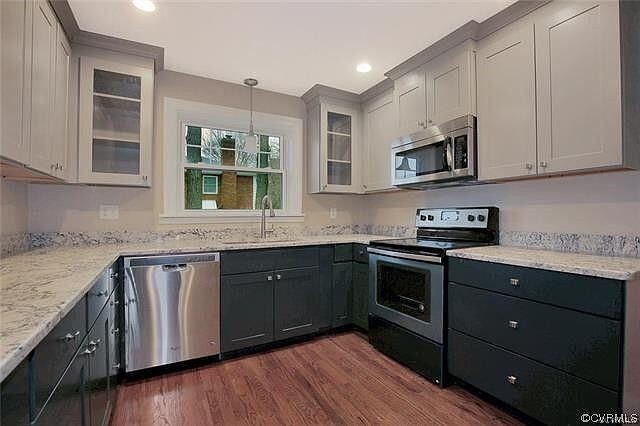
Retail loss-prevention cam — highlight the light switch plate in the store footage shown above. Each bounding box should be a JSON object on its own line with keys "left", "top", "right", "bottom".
{"left": 99, "top": 205, "right": 119, "bottom": 220}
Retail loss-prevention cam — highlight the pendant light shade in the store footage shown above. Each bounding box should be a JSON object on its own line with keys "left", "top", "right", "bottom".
{"left": 396, "top": 156, "right": 412, "bottom": 171}
{"left": 244, "top": 78, "right": 259, "bottom": 154}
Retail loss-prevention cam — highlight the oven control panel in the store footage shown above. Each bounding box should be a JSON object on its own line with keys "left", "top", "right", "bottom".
{"left": 415, "top": 208, "right": 491, "bottom": 228}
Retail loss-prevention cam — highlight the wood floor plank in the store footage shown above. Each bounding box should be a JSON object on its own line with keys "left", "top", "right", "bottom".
{"left": 111, "top": 332, "right": 523, "bottom": 426}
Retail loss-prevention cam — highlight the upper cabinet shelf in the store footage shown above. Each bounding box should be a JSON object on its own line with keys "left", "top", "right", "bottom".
{"left": 78, "top": 57, "right": 154, "bottom": 186}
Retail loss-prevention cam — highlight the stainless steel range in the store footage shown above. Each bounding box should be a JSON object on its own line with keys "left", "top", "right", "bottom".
{"left": 368, "top": 207, "right": 499, "bottom": 385}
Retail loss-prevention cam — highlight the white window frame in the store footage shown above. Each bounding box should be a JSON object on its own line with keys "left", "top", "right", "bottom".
{"left": 161, "top": 97, "right": 304, "bottom": 224}
{"left": 201, "top": 174, "right": 219, "bottom": 195}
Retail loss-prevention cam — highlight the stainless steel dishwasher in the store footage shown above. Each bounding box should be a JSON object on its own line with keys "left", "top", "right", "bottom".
{"left": 123, "top": 252, "right": 220, "bottom": 372}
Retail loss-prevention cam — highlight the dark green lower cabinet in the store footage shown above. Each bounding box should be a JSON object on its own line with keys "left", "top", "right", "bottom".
{"left": 221, "top": 272, "right": 275, "bottom": 352}
{"left": 274, "top": 267, "right": 320, "bottom": 340}
{"left": 352, "top": 262, "right": 369, "bottom": 330}
{"left": 332, "top": 262, "right": 353, "bottom": 327}
{"left": 1, "top": 358, "right": 30, "bottom": 425}
{"left": 87, "top": 306, "right": 110, "bottom": 426}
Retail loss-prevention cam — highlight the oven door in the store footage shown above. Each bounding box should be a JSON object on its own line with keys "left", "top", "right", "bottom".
{"left": 368, "top": 248, "right": 444, "bottom": 343}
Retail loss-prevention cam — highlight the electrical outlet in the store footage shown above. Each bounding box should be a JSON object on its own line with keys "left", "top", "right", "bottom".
{"left": 99, "top": 205, "right": 119, "bottom": 220}
{"left": 329, "top": 208, "right": 337, "bottom": 219}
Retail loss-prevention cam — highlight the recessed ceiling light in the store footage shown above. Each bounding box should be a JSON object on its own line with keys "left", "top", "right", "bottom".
{"left": 132, "top": 0, "right": 156, "bottom": 12}
{"left": 357, "top": 63, "right": 372, "bottom": 73}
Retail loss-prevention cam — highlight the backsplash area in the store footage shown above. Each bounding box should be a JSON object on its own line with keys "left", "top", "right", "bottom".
{"left": 2, "top": 226, "right": 638, "bottom": 259}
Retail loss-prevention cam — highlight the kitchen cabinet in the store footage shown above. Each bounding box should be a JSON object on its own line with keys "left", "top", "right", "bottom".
{"left": 107, "top": 291, "right": 121, "bottom": 405}
{"left": 352, "top": 260, "right": 369, "bottom": 330}
{"left": 332, "top": 262, "right": 353, "bottom": 327}
{"left": 78, "top": 56, "right": 154, "bottom": 186}
{"left": 29, "top": 0, "right": 57, "bottom": 175}
{"left": 1, "top": 0, "right": 30, "bottom": 165}
{"left": 477, "top": 21, "right": 537, "bottom": 180}
{"left": 535, "top": 0, "right": 621, "bottom": 174}
{"left": 307, "top": 102, "right": 362, "bottom": 193}
{"left": 221, "top": 271, "right": 275, "bottom": 352}
{"left": 0, "top": 358, "right": 30, "bottom": 426}
{"left": 393, "top": 67, "right": 427, "bottom": 137}
{"left": 52, "top": 23, "right": 71, "bottom": 180}
{"left": 274, "top": 267, "right": 320, "bottom": 340}
{"left": 425, "top": 42, "right": 476, "bottom": 126}
{"left": 362, "top": 88, "right": 396, "bottom": 192}
{"left": 447, "top": 257, "right": 624, "bottom": 424}
{"left": 86, "top": 306, "right": 111, "bottom": 426}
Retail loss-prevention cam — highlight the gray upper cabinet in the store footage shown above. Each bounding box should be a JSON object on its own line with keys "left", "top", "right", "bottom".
{"left": 52, "top": 21, "right": 71, "bottom": 180}
{"left": 393, "top": 67, "right": 427, "bottom": 138}
{"left": 362, "top": 87, "right": 396, "bottom": 192}
{"left": 425, "top": 42, "right": 476, "bottom": 127}
{"left": 477, "top": 21, "right": 537, "bottom": 180}
{"left": 29, "top": 0, "right": 57, "bottom": 175}
{"left": 535, "top": 1, "right": 622, "bottom": 174}
{"left": 78, "top": 57, "right": 154, "bottom": 186}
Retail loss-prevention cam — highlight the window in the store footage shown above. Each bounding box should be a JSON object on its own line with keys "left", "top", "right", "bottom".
{"left": 183, "top": 125, "right": 283, "bottom": 210}
{"left": 161, "top": 98, "right": 303, "bottom": 223}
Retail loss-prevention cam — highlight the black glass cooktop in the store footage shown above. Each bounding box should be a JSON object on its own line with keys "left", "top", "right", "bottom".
{"left": 370, "top": 238, "right": 494, "bottom": 257}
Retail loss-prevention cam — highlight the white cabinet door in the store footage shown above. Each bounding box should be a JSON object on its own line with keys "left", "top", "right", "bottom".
{"left": 1, "top": 0, "right": 30, "bottom": 165}
{"left": 78, "top": 57, "right": 154, "bottom": 186}
{"left": 535, "top": 1, "right": 622, "bottom": 174}
{"left": 394, "top": 68, "right": 427, "bottom": 137}
{"left": 425, "top": 45, "right": 476, "bottom": 126}
{"left": 363, "top": 89, "right": 396, "bottom": 192}
{"left": 477, "top": 22, "right": 537, "bottom": 180}
{"left": 29, "top": 0, "right": 57, "bottom": 174}
{"left": 320, "top": 103, "right": 361, "bottom": 193}
{"left": 52, "top": 23, "right": 70, "bottom": 180}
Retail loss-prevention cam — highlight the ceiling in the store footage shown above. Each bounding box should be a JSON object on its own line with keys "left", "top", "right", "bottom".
{"left": 68, "top": 0, "right": 515, "bottom": 97}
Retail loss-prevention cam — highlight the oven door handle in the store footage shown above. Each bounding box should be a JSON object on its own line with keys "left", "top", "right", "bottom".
{"left": 367, "top": 247, "right": 442, "bottom": 264}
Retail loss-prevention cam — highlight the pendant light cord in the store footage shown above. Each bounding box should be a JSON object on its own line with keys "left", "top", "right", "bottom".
{"left": 249, "top": 85, "right": 254, "bottom": 134}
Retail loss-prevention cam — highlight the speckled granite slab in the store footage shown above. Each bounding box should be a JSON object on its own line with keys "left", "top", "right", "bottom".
{"left": 0, "top": 234, "right": 385, "bottom": 382}
{"left": 448, "top": 246, "right": 640, "bottom": 281}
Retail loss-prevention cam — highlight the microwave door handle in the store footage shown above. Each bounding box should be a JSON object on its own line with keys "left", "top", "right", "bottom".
{"left": 443, "top": 137, "right": 452, "bottom": 171}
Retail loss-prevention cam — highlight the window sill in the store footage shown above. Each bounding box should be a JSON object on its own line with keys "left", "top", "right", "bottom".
{"left": 159, "top": 212, "right": 305, "bottom": 225}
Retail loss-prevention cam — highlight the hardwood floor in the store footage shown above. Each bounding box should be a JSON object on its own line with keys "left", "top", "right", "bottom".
{"left": 112, "top": 332, "right": 522, "bottom": 425}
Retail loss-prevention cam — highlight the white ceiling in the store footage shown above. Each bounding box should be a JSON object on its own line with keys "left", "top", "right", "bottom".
{"left": 68, "top": 0, "right": 515, "bottom": 96}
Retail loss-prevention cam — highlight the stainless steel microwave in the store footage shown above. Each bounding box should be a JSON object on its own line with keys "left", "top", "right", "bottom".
{"left": 391, "top": 115, "right": 476, "bottom": 188}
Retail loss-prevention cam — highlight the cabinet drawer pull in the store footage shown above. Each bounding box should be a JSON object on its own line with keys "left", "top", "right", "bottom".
{"left": 276, "top": 274, "right": 282, "bottom": 280}
{"left": 88, "top": 338, "right": 102, "bottom": 348}
{"left": 111, "top": 328, "right": 120, "bottom": 335}
{"left": 95, "top": 290, "right": 109, "bottom": 297}
{"left": 509, "top": 278, "right": 519, "bottom": 287}
{"left": 508, "top": 320, "right": 519, "bottom": 329}
{"left": 82, "top": 346, "right": 97, "bottom": 356}
{"left": 267, "top": 275, "right": 273, "bottom": 281}
{"left": 60, "top": 331, "right": 80, "bottom": 342}
{"left": 506, "top": 375, "right": 518, "bottom": 385}
{"left": 110, "top": 272, "right": 119, "bottom": 279}
{"left": 112, "top": 363, "right": 121, "bottom": 370}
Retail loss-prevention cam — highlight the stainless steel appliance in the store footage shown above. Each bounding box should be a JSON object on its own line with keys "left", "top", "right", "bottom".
{"left": 124, "top": 253, "right": 220, "bottom": 372}
{"left": 391, "top": 115, "right": 476, "bottom": 188}
{"left": 368, "top": 206, "right": 498, "bottom": 385}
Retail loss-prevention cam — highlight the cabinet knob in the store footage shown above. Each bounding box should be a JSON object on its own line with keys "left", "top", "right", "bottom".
{"left": 417, "top": 120, "right": 426, "bottom": 128}
{"left": 539, "top": 161, "right": 548, "bottom": 168}
{"left": 267, "top": 275, "right": 273, "bottom": 281}
{"left": 506, "top": 375, "right": 518, "bottom": 385}
{"left": 508, "top": 320, "right": 519, "bottom": 329}
{"left": 525, "top": 163, "right": 533, "bottom": 170}
{"left": 111, "top": 328, "right": 120, "bottom": 335}
{"left": 509, "top": 278, "right": 519, "bottom": 287}
{"left": 111, "top": 272, "right": 119, "bottom": 279}
{"left": 112, "top": 363, "right": 121, "bottom": 370}
{"left": 428, "top": 119, "right": 433, "bottom": 125}
{"left": 276, "top": 274, "right": 282, "bottom": 280}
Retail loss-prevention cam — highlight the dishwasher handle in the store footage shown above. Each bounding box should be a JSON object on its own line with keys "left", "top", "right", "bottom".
{"left": 161, "top": 263, "right": 189, "bottom": 272}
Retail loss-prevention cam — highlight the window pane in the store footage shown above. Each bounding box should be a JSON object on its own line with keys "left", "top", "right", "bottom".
{"left": 185, "top": 168, "right": 282, "bottom": 210}
{"left": 258, "top": 135, "right": 281, "bottom": 169}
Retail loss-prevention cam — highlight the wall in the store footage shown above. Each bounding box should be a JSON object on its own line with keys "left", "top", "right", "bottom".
{"left": 27, "top": 70, "right": 362, "bottom": 233}
{"left": 0, "top": 180, "right": 30, "bottom": 255}
{"left": 364, "top": 170, "right": 640, "bottom": 235}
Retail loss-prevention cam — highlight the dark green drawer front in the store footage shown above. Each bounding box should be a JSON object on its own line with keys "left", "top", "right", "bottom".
{"left": 221, "top": 247, "right": 320, "bottom": 275}
{"left": 32, "top": 299, "right": 87, "bottom": 417}
{"left": 448, "top": 330, "right": 619, "bottom": 425}
{"left": 87, "top": 274, "right": 110, "bottom": 330}
{"left": 334, "top": 244, "right": 353, "bottom": 263}
{"left": 448, "top": 258, "right": 623, "bottom": 319}
{"left": 448, "top": 283, "right": 621, "bottom": 389}
{"left": 352, "top": 244, "right": 368, "bottom": 264}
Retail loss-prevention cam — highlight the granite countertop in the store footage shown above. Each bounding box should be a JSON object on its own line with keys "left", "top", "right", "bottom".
{"left": 0, "top": 234, "right": 385, "bottom": 382}
{"left": 448, "top": 245, "right": 640, "bottom": 281}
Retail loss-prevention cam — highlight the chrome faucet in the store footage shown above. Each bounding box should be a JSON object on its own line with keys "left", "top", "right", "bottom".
{"left": 260, "top": 195, "right": 275, "bottom": 238}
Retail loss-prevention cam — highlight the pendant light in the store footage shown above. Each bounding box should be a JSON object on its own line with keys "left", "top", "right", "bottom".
{"left": 396, "top": 156, "right": 412, "bottom": 171}
{"left": 243, "top": 78, "right": 258, "bottom": 154}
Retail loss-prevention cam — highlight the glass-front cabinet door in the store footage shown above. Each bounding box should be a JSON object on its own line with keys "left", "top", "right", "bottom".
{"left": 320, "top": 104, "right": 361, "bottom": 192}
{"left": 78, "top": 57, "right": 154, "bottom": 186}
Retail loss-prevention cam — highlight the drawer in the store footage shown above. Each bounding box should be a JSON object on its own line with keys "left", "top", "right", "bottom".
{"left": 448, "top": 283, "right": 621, "bottom": 389}
{"left": 334, "top": 244, "right": 353, "bottom": 263}
{"left": 448, "top": 329, "right": 619, "bottom": 425}
{"left": 352, "top": 244, "right": 368, "bottom": 264}
{"left": 448, "top": 258, "right": 623, "bottom": 319}
{"left": 31, "top": 298, "right": 87, "bottom": 417}
{"left": 221, "top": 247, "right": 320, "bottom": 275}
{"left": 87, "top": 272, "right": 110, "bottom": 329}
